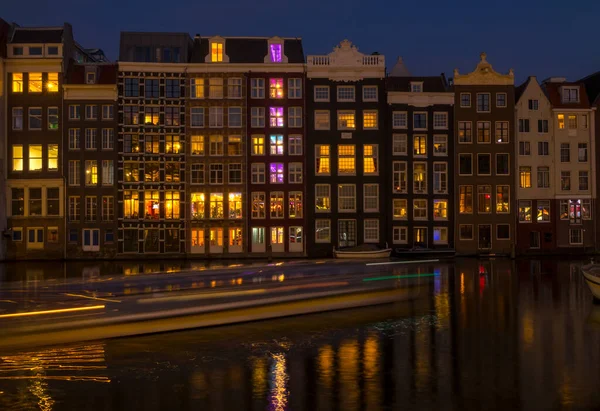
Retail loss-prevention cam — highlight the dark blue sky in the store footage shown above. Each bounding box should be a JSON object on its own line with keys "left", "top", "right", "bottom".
{"left": 3, "top": 0, "right": 600, "bottom": 84}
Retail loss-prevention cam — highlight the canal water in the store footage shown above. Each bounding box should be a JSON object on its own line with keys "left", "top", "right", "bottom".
{"left": 1, "top": 258, "right": 599, "bottom": 410}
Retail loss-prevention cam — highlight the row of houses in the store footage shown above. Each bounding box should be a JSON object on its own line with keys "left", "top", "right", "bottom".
{"left": 0, "top": 19, "right": 599, "bottom": 260}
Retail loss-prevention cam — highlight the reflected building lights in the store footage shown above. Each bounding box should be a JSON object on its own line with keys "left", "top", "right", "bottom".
{"left": 268, "top": 353, "right": 288, "bottom": 411}
{"left": 338, "top": 340, "right": 359, "bottom": 411}
{"left": 252, "top": 357, "right": 267, "bottom": 399}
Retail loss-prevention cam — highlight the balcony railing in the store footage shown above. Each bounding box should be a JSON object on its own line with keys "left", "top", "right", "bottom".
{"left": 307, "top": 55, "right": 385, "bottom": 67}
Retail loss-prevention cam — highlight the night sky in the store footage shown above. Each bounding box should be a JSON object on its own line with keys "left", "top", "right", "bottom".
{"left": 3, "top": 0, "right": 600, "bottom": 84}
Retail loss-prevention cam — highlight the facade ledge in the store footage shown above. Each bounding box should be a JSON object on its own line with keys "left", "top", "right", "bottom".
{"left": 387, "top": 92, "right": 454, "bottom": 106}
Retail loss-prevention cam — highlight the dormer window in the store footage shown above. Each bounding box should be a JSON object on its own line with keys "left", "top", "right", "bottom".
{"left": 270, "top": 44, "right": 282, "bottom": 63}
{"left": 562, "top": 87, "right": 579, "bottom": 103}
{"left": 48, "top": 46, "right": 59, "bottom": 56}
{"left": 13, "top": 47, "right": 23, "bottom": 56}
{"left": 410, "top": 82, "right": 423, "bottom": 93}
{"left": 29, "top": 47, "right": 42, "bottom": 56}
{"left": 86, "top": 72, "right": 96, "bottom": 84}
{"left": 265, "top": 37, "right": 287, "bottom": 63}
{"left": 211, "top": 42, "right": 223, "bottom": 62}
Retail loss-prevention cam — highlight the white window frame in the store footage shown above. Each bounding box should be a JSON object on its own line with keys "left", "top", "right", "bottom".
{"left": 251, "top": 107, "right": 265, "bottom": 128}
{"left": 251, "top": 163, "right": 266, "bottom": 184}
{"left": 362, "top": 110, "right": 378, "bottom": 130}
{"left": 433, "top": 112, "right": 448, "bottom": 130}
{"left": 364, "top": 219, "right": 380, "bottom": 243}
{"left": 338, "top": 184, "right": 356, "bottom": 213}
{"left": 363, "top": 184, "right": 379, "bottom": 212}
{"left": 288, "top": 78, "right": 302, "bottom": 99}
{"left": 413, "top": 199, "right": 428, "bottom": 220}
{"left": 413, "top": 112, "right": 427, "bottom": 130}
{"left": 569, "top": 229, "right": 583, "bottom": 245}
{"left": 393, "top": 226, "right": 408, "bottom": 244}
{"left": 288, "top": 162, "right": 303, "bottom": 184}
{"left": 315, "top": 219, "right": 331, "bottom": 243}
{"left": 251, "top": 78, "right": 265, "bottom": 99}
{"left": 314, "top": 110, "right": 330, "bottom": 130}
{"left": 393, "top": 134, "right": 408, "bottom": 156}
{"left": 392, "top": 111, "right": 407, "bottom": 129}
{"left": 288, "top": 135, "right": 302, "bottom": 156}
{"left": 315, "top": 184, "right": 331, "bottom": 213}
{"left": 433, "top": 227, "right": 449, "bottom": 244}
{"left": 362, "top": 85, "right": 378, "bottom": 102}
{"left": 288, "top": 107, "right": 302, "bottom": 128}
{"left": 227, "top": 78, "right": 243, "bottom": 99}
{"left": 337, "top": 85, "right": 355, "bottom": 102}
{"left": 314, "top": 86, "right": 330, "bottom": 102}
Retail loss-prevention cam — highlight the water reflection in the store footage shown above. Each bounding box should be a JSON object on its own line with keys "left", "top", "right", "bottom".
{"left": 1, "top": 258, "right": 600, "bottom": 410}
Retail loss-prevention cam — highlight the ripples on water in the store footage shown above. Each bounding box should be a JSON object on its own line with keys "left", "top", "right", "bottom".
{"left": 2, "top": 258, "right": 600, "bottom": 410}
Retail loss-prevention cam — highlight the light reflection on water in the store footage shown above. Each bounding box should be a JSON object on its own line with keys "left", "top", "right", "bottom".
{"left": 1, "top": 259, "right": 600, "bottom": 410}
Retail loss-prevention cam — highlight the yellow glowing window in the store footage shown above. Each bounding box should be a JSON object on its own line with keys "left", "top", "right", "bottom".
{"left": 338, "top": 145, "right": 355, "bottom": 174}
{"left": 191, "top": 229, "right": 205, "bottom": 247}
{"left": 558, "top": 114, "right": 565, "bottom": 129}
{"left": 433, "top": 200, "right": 448, "bottom": 219}
{"left": 363, "top": 144, "right": 378, "bottom": 174}
{"left": 191, "top": 136, "right": 205, "bottom": 155}
{"left": 85, "top": 160, "right": 98, "bottom": 185}
{"left": 519, "top": 167, "right": 531, "bottom": 188}
{"left": 191, "top": 193, "right": 205, "bottom": 219}
{"left": 29, "top": 72, "right": 43, "bottom": 93}
{"left": 270, "top": 78, "right": 284, "bottom": 99}
{"left": 568, "top": 115, "right": 577, "bottom": 129}
{"left": 393, "top": 199, "right": 407, "bottom": 219}
{"left": 165, "top": 191, "right": 180, "bottom": 219}
{"left": 413, "top": 135, "right": 427, "bottom": 156}
{"left": 47, "top": 73, "right": 59, "bottom": 92}
{"left": 210, "top": 228, "right": 223, "bottom": 246}
{"left": 229, "top": 228, "right": 243, "bottom": 246}
{"left": 338, "top": 111, "right": 355, "bottom": 130}
{"left": 228, "top": 192, "right": 243, "bottom": 219}
{"left": 211, "top": 43, "right": 223, "bottom": 62}
{"left": 12, "top": 145, "right": 23, "bottom": 171}
{"left": 29, "top": 145, "right": 43, "bottom": 171}
{"left": 363, "top": 111, "right": 378, "bottom": 129}
{"left": 12, "top": 73, "right": 23, "bottom": 92}
{"left": 210, "top": 193, "right": 224, "bottom": 219}
{"left": 271, "top": 227, "right": 284, "bottom": 244}
{"left": 316, "top": 145, "right": 330, "bottom": 174}
{"left": 166, "top": 135, "right": 181, "bottom": 154}
{"left": 496, "top": 185, "right": 510, "bottom": 213}
{"left": 252, "top": 136, "right": 265, "bottom": 155}
{"left": 48, "top": 144, "right": 59, "bottom": 171}
{"left": 459, "top": 186, "right": 473, "bottom": 213}
{"left": 123, "top": 191, "right": 139, "bottom": 219}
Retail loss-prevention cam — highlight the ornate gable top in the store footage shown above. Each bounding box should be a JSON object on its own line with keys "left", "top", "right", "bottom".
{"left": 453, "top": 52, "right": 514, "bottom": 86}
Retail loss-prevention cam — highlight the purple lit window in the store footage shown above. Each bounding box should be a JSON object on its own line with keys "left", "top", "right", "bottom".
{"left": 270, "top": 79, "right": 284, "bottom": 99}
{"left": 270, "top": 44, "right": 282, "bottom": 63}
{"left": 270, "top": 135, "right": 284, "bottom": 155}
{"left": 270, "top": 107, "right": 284, "bottom": 127}
{"left": 270, "top": 163, "right": 284, "bottom": 183}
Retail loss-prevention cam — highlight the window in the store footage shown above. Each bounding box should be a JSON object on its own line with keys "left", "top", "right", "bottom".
{"left": 123, "top": 191, "right": 139, "bottom": 219}
{"left": 393, "top": 134, "right": 408, "bottom": 155}
{"left": 289, "top": 135, "right": 302, "bottom": 155}
{"left": 270, "top": 107, "right": 284, "bottom": 127}
{"left": 569, "top": 200, "right": 582, "bottom": 224}
{"left": 11, "top": 108, "right": 22, "bottom": 131}
{"left": 251, "top": 78, "right": 265, "bottom": 99}
{"left": 338, "top": 145, "right": 356, "bottom": 175}
{"left": 538, "top": 141, "right": 549, "bottom": 156}
{"left": 392, "top": 112, "right": 407, "bottom": 129}
{"left": 413, "top": 135, "right": 426, "bottom": 156}
{"left": 100, "top": 129, "right": 114, "bottom": 150}
{"left": 11, "top": 188, "right": 24, "bottom": 216}
{"left": 162, "top": 191, "right": 180, "bottom": 220}
{"left": 165, "top": 79, "right": 180, "bottom": 98}
{"left": 289, "top": 107, "right": 302, "bottom": 128}
{"left": 124, "top": 78, "right": 139, "bottom": 97}
{"left": 228, "top": 78, "right": 242, "bottom": 98}
{"left": 48, "top": 107, "right": 59, "bottom": 130}
{"left": 459, "top": 225, "right": 473, "bottom": 240}
{"left": 519, "top": 141, "right": 530, "bottom": 156}
{"left": 85, "top": 160, "right": 98, "bottom": 185}
{"left": 84, "top": 105, "right": 97, "bottom": 120}
{"left": 315, "top": 185, "right": 331, "bottom": 212}
{"left": 269, "top": 78, "right": 284, "bottom": 99}
{"left": 142, "top": 191, "right": 160, "bottom": 220}
{"left": 433, "top": 199, "right": 448, "bottom": 220}
{"left": 537, "top": 200, "right": 551, "bottom": 222}
{"left": 228, "top": 163, "right": 242, "bottom": 184}
{"left": 165, "top": 135, "right": 181, "bottom": 154}
{"left": 68, "top": 160, "right": 80, "bottom": 186}
{"left": 12, "top": 73, "right": 23, "bottom": 93}
{"left": 537, "top": 166, "right": 550, "bottom": 188}
{"left": 477, "top": 154, "right": 491, "bottom": 175}
{"left": 364, "top": 220, "right": 379, "bottom": 243}
{"left": 561, "top": 171, "right": 571, "bottom": 191}
{"left": 67, "top": 129, "right": 80, "bottom": 150}
{"left": 560, "top": 143, "right": 570, "bottom": 162}
{"left": 27, "top": 228, "right": 44, "bottom": 249}
{"left": 191, "top": 164, "right": 205, "bottom": 184}
{"left": 338, "top": 185, "right": 356, "bottom": 212}
{"left": 144, "top": 136, "right": 159, "bottom": 154}
{"left": 413, "top": 113, "right": 427, "bottom": 130}
{"left": 316, "top": 145, "right": 330, "bottom": 175}
{"left": 459, "top": 186, "right": 473, "bottom": 214}
{"left": 105, "top": 229, "right": 114, "bottom": 244}
{"left": 518, "top": 119, "right": 530, "bottom": 133}
{"left": 315, "top": 110, "right": 330, "bottom": 130}
{"left": 413, "top": 162, "right": 427, "bottom": 193}
{"left": 211, "top": 42, "right": 223, "bottom": 62}
{"left": 29, "top": 108, "right": 42, "bottom": 130}
{"left": 562, "top": 87, "right": 579, "bottom": 103}
{"left": 225, "top": 135, "right": 241, "bottom": 156}
{"left": 583, "top": 199, "right": 592, "bottom": 219}
{"left": 67, "top": 196, "right": 81, "bottom": 222}
{"left": 476, "top": 93, "right": 490, "bottom": 112}
{"left": 124, "top": 161, "right": 139, "bottom": 182}
{"left": 270, "top": 192, "right": 284, "bottom": 218}
{"left": 477, "top": 185, "right": 492, "bottom": 213}
{"left": 433, "top": 163, "right": 447, "bottom": 194}
{"left": 190, "top": 78, "right": 204, "bottom": 99}
{"left": 100, "top": 160, "right": 114, "bottom": 186}
{"left": 393, "top": 199, "right": 408, "bottom": 220}
{"left": 165, "top": 107, "right": 180, "bottom": 126}
{"left": 209, "top": 164, "right": 224, "bottom": 184}
{"left": 209, "top": 78, "right": 223, "bottom": 99}
{"left": 337, "top": 86, "right": 355, "bottom": 102}
{"left": 252, "top": 135, "right": 265, "bottom": 155}
{"left": 431, "top": 135, "right": 447, "bottom": 156}
{"left": 557, "top": 201, "right": 567, "bottom": 220}
{"left": 558, "top": 114, "right": 565, "bottom": 129}
{"left": 363, "top": 184, "right": 379, "bottom": 212}
{"left": 251, "top": 107, "right": 265, "bottom": 128}
{"left": 29, "top": 145, "right": 42, "bottom": 171}
{"left": 458, "top": 154, "right": 472, "bottom": 175}
{"left": 393, "top": 227, "right": 408, "bottom": 244}
{"left": 123, "top": 106, "right": 139, "bottom": 125}
{"left": 337, "top": 110, "right": 355, "bottom": 130}
{"left": 527, "top": 99, "right": 539, "bottom": 110}
{"left": 314, "top": 86, "right": 330, "bottom": 102}
{"left": 477, "top": 122, "right": 491, "bottom": 143}
{"left": 495, "top": 121, "right": 509, "bottom": 143}
{"left": 145, "top": 79, "right": 159, "bottom": 98}
{"left": 582, "top": 114, "right": 589, "bottom": 129}
{"left": 433, "top": 227, "right": 448, "bottom": 244}
{"left": 578, "top": 143, "right": 588, "bottom": 162}
{"left": 228, "top": 107, "right": 242, "bottom": 128}
{"left": 410, "top": 82, "right": 423, "bottom": 92}
{"left": 47, "top": 144, "right": 58, "bottom": 171}
{"left": 315, "top": 220, "right": 331, "bottom": 243}
{"left": 270, "top": 163, "right": 284, "bottom": 183}
{"left": 289, "top": 163, "right": 302, "bottom": 184}
{"left": 123, "top": 134, "right": 139, "bottom": 153}
{"left": 460, "top": 93, "right": 471, "bottom": 108}
{"left": 269, "top": 135, "right": 284, "bottom": 155}
{"left": 28, "top": 188, "right": 42, "bottom": 216}
{"left": 85, "top": 129, "right": 97, "bottom": 150}
{"left": 209, "top": 135, "right": 224, "bottom": 156}
{"left": 458, "top": 121, "right": 472, "bottom": 143}
{"left": 496, "top": 185, "right": 509, "bottom": 213}
{"left": 288, "top": 78, "right": 302, "bottom": 99}
{"left": 226, "top": 192, "right": 242, "bottom": 219}
{"left": 188, "top": 107, "right": 205, "bottom": 129}
{"left": 519, "top": 166, "right": 531, "bottom": 188}
{"left": 579, "top": 171, "right": 589, "bottom": 190}
{"left": 192, "top": 136, "right": 204, "bottom": 156}
{"left": 102, "top": 196, "right": 114, "bottom": 221}
{"left": 413, "top": 199, "right": 427, "bottom": 220}
{"left": 363, "top": 86, "right": 378, "bottom": 101}
{"left": 393, "top": 162, "right": 407, "bottom": 193}
{"left": 251, "top": 192, "right": 265, "bottom": 218}
{"left": 570, "top": 229, "right": 583, "bottom": 245}
{"left": 363, "top": 110, "right": 378, "bottom": 129}
{"left": 518, "top": 200, "right": 532, "bottom": 222}
{"left": 433, "top": 113, "right": 448, "bottom": 129}
{"left": 102, "top": 105, "right": 114, "bottom": 120}
{"left": 496, "top": 93, "right": 507, "bottom": 108}
{"left": 496, "top": 225, "right": 510, "bottom": 240}
{"left": 29, "top": 73, "right": 43, "bottom": 93}
{"left": 289, "top": 192, "right": 303, "bottom": 218}
{"left": 538, "top": 119, "right": 548, "bottom": 133}
{"left": 85, "top": 196, "right": 98, "bottom": 222}
{"left": 12, "top": 145, "right": 23, "bottom": 171}
{"left": 144, "top": 107, "right": 159, "bottom": 125}
{"left": 208, "top": 107, "right": 223, "bottom": 128}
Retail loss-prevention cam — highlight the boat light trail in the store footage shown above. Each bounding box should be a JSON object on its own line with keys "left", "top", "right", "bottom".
{"left": 365, "top": 259, "right": 439, "bottom": 266}
{"left": 363, "top": 273, "right": 439, "bottom": 282}
{"left": 0, "top": 305, "right": 105, "bottom": 319}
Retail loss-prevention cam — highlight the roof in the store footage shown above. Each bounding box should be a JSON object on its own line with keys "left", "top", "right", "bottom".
{"left": 190, "top": 37, "right": 304, "bottom": 64}
{"left": 578, "top": 71, "right": 600, "bottom": 107}
{"left": 11, "top": 27, "right": 63, "bottom": 43}
{"left": 542, "top": 81, "right": 591, "bottom": 109}
{"left": 65, "top": 63, "right": 118, "bottom": 85}
{"left": 387, "top": 76, "right": 448, "bottom": 92}
{"left": 389, "top": 57, "right": 411, "bottom": 77}
{"left": 515, "top": 77, "right": 532, "bottom": 102}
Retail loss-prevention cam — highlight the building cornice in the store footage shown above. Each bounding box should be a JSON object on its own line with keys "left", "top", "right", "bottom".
{"left": 387, "top": 92, "right": 454, "bottom": 106}
{"left": 307, "top": 39, "right": 385, "bottom": 81}
{"left": 5, "top": 59, "right": 62, "bottom": 72}
{"left": 63, "top": 84, "right": 118, "bottom": 100}
{"left": 453, "top": 52, "right": 514, "bottom": 86}
{"left": 118, "top": 62, "right": 306, "bottom": 73}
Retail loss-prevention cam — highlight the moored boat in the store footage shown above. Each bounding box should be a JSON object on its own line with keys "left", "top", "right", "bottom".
{"left": 333, "top": 245, "right": 391, "bottom": 259}
{"left": 581, "top": 264, "right": 600, "bottom": 303}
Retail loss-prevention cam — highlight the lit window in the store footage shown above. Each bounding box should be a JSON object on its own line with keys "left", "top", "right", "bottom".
{"left": 558, "top": 114, "right": 565, "bottom": 129}
{"left": 314, "top": 86, "right": 330, "bottom": 102}
{"left": 459, "top": 186, "right": 473, "bottom": 214}
{"left": 315, "top": 184, "right": 331, "bottom": 212}
{"left": 228, "top": 78, "right": 242, "bottom": 98}
{"left": 289, "top": 192, "right": 303, "bottom": 218}
{"left": 12, "top": 145, "right": 23, "bottom": 171}
{"left": 433, "top": 163, "right": 447, "bottom": 194}
{"left": 29, "top": 145, "right": 42, "bottom": 171}
{"left": 210, "top": 228, "right": 223, "bottom": 247}
{"left": 123, "top": 191, "right": 139, "bottom": 219}
{"left": 288, "top": 107, "right": 302, "bottom": 128}
{"left": 434, "top": 227, "right": 448, "bottom": 244}
{"left": 191, "top": 229, "right": 205, "bottom": 249}
{"left": 190, "top": 78, "right": 204, "bottom": 99}
{"left": 209, "top": 78, "right": 224, "bottom": 99}
{"left": 209, "top": 107, "right": 224, "bottom": 127}
{"left": 270, "top": 192, "right": 284, "bottom": 218}
{"left": 496, "top": 185, "right": 510, "bottom": 213}
{"left": 363, "top": 184, "right": 379, "bottom": 212}
{"left": 433, "top": 135, "right": 447, "bottom": 156}
{"left": 48, "top": 144, "right": 59, "bottom": 171}
{"left": 413, "top": 162, "right": 427, "bottom": 193}
{"left": 144, "top": 107, "right": 159, "bottom": 125}
{"left": 47, "top": 73, "right": 58, "bottom": 92}
{"left": 363, "top": 110, "right": 378, "bottom": 129}
{"left": 228, "top": 136, "right": 241, "bottom": 156}
{"left": 518, "top": 200, "right": 532, "bottom": 222}
{"left": 315, "top": 145, "right": 330, "bottom": 175}
{"left": 413, "top": 135, "right": 426, "bottom": 156}
{"left": 144, "top": 191, "right": 160, "bottom": 220}
{"left": 289, "top": 135, "right": 302, "bottom": 155}
{"left": 337, "top": 86, "right": 355, "bottom": 102}
{"left": 228, "top": 193, "right": 242, "bottom": 219}
{"left": 251, "top": 78, "right": 265, "bottom": 98}
{"left": 211, "top": 42, "right": 223, "bottom": 62}
{"left": 338, "top": 184, "right": 356, "bottom": 212}
{"left": 338, "top": 145, "right": 355, "bottom": 175}
{"left": 393, "top": 161, "right": 407, "bottom": 193}
{"left": 568, "top": 115, "right": 577, "bottom": 129}
{"left": 496, "top": 121, "right": 509, "bottom": 143}
{"left": 29, "top": 108, "right": 42, "bottom": 130}
{"left": 251, "top": 107, "right": 265, "bottom": 128}
{"left": 392, "top": 112, "right": 407, "bottom": 129}
{"left": 519, "top": 166, "right": 532, "bottom": 188}
{"left": 433, "top": 199, "right": 447, "bottom": 220}
{"left": 252, "top": 136, "right": 265, "bottom": 155}
{"left": 165, "top": 162, "right": 180, "bottom": 183}
{"left": 477, "top": 121, "right": 491, "bottom": 143}
{"left": 269, "top": 107, "right": 284, "bottom": 127}
{"left": 433, "top": 113, "right": 447, "bottom": 129}
{"left": 363, "top": 144, "right": 378, "bottom": 175}
{"left": 251, "top": 192, "right": 266, "bottom": 218}
{"left": 289, "top": 163, "right": 303, "bottom": 184}
{"left": 337, "top": 111, "right": 355, "bottom": 130}
{"left": 12, "top": 73, "right": 23, "bottom": 93}
{"left": 229, "top": 228, "right": 243, "bottom": 248}
{"left": 477, "top": 185, "right": 492, "bottom": 213}
{"left": 271, "top": 227, "right": 284, "bottom": 245}
{"left": 191, "top": 193, "right": 205, "bottom": 219}
{"left": 270, "top": 135, "right": 284, "bottom": 155}
{"left": 315, "top": 220, "right": 331, "bottom": 243}
{"left": 270, "top": 163, "right": 284, "bottom": 183}
{"left": 315, "top": 110, "right": 330, "bottom": 130}
{"left": 270, "top": 78, "right": 284, "bottom": 99}
{"left": 458, "top": 121, "right": 472, "bottom": 143}
{"left": 413, "top": 199, "right": 427, "bottom": 220}
{"left": 537, "top": 200, "right": 551, "bottom": 222}
{"left": 29, "top": 73, "right": 43, "bottom": 93}
{"left": 270, "top": 44, "right": 282, "bottom": 62}
{"left": 144, "top": 136, "right": 159, "bottom": 154}
{"left": 85, "top": 160, "right": 98, "bottom": 185}
{"left": 393, "top": 199, "right": 408, "bottom": 220}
